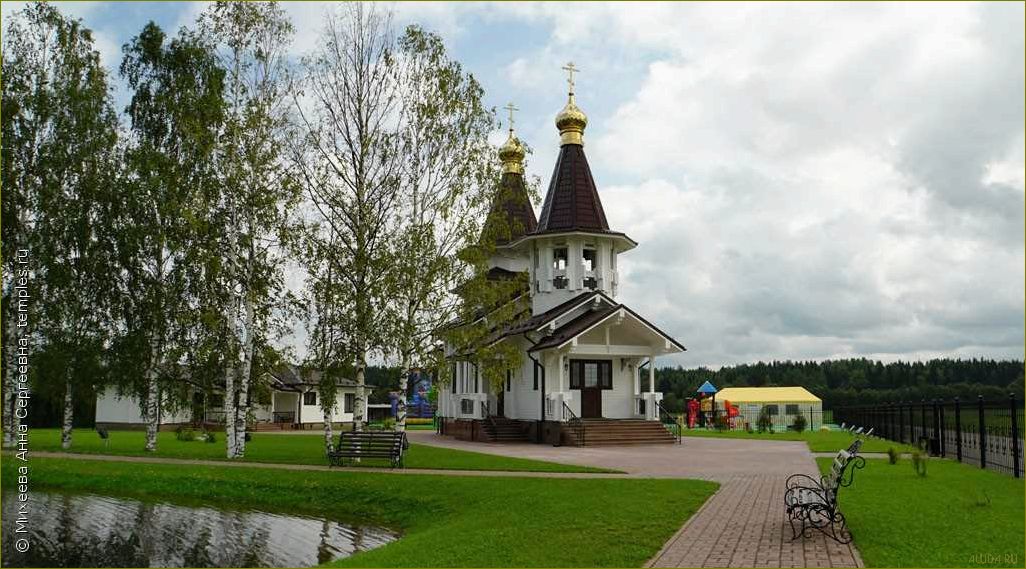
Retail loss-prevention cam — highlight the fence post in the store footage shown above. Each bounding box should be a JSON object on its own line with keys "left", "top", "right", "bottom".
{"left": 938, "top": 400, "right": 946, "bottom": 457}
{"left": 954, "top": 397, "right": 962, "bottom": 463}
{"left": 979, "top": 395, "right": 987, "bottom": 470}
{"left": 1010, "top": 393, "right": 1020, "bottom": 478}
{"left": 920, "top": 399, "right": 927, "bottom": 448}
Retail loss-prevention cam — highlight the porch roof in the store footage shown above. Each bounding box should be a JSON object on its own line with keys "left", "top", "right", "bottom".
{"left": 528, "top": 302, "right": 686, "bottom": 354}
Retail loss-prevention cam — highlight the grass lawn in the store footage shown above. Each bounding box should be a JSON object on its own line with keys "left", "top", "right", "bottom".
{"left": 2, "top": 457, "right": 717, "bottom": 567}
{"left": 681, "top": 428, "right": 915, "bottom": 453}
{"left": 29, "top": 428, "right": 615, "bottom": 473}
{"left": 817, "top": 457, "right": 1025, "bottom": 567}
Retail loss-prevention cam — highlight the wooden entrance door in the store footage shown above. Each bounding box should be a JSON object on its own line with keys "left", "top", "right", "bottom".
{"left": 571, "top": 360, "right": 611, "bottom": 419}
{"left": 496, "top": 391, "right": 505, "bottom": 417}
{"left": 581, "top": 388, "right": 602, "bottom": 418}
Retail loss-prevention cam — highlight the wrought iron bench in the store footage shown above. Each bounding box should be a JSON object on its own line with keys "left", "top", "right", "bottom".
{"left": 784, "top": 439, "right": 865, "bottom": 544}
{"left": 328, "top": 431, "right": 409, "bottom": 469}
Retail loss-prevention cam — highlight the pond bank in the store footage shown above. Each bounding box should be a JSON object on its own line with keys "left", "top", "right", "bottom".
{"left": 2, "top": 457, "right": 717, "bottom": 568}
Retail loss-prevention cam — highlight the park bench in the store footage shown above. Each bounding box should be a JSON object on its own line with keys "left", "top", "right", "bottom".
{"left": 328, "top": 430, "right": 409, "bottom": 469}
{"left": 784, "top": 438, "right": 865, "bottom": 544}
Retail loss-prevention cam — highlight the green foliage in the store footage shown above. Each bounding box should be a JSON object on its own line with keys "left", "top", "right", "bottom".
{"left": 791, "top": 411, "right": 807, "bottom": 432}
{"left": 756, "top": 407, "right": 774, "bottom": 433}
{"left": 911, "top": 448, "right": 928, "bottom": 477}
{"left": 887, "top": 446, "right": 899, "bottom": 464}
{"left": 4, "top": 458, "right": 716, "bottom": 568}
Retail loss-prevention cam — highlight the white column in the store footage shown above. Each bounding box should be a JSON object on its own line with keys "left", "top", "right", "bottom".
{"left": 649, "top": 355, "right": 655, "bottom": 394}
{"left": 633, "top": 361, "right": 640, "bottom": 394}
{"left": 558, "top": 353, "right": 565, "bottom": 392}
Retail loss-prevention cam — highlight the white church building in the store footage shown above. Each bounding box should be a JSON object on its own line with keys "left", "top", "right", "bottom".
{"left": 438, "top": 67, "right": 686, "bottom": 446}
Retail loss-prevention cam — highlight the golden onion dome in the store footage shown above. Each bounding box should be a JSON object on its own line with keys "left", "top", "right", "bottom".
{"left": 555, "top": 93, "right": 588, "bottom": 146}
{"left": 498, "top": 131, "right": 525, "bottom": 174}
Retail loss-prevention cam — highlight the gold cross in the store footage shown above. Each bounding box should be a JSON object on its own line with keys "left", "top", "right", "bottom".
{"left": 562, "top": 62, "right": 580, "bottom": 95}
{"left": 503, "top": 102, "right": 519, "bottom": 131}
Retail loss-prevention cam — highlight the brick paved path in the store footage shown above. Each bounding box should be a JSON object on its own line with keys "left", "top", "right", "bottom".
{"left": 646, "top": 474, "right": 860, "bottom": 568}
{"left": 411, "top": 432, "right": 863, "bottom": 568}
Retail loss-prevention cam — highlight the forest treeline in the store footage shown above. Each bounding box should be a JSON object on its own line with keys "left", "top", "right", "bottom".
{"left": 656, "top": 358, "right": 1025, "bottom": 412}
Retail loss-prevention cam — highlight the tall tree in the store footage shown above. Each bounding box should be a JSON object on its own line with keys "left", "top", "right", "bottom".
{"left": 1, "top": 3, "right": 118, "bottom": 448}
{"left": 197, "top": 0, "right": 297, "bottom": 459}
{"left": 116, "top": 22, "right": 225, "bottom": 451}
{"left": 293, "top": 4, "right": 404, "bottom": 434}
{"left": 387, "top": 26, "right": 498, "bottom": 432}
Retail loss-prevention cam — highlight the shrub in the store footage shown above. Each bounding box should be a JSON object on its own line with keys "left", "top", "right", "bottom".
{"left": 714, "top": 415, "right": 729, "bottom": 431}
{"left": 175, "top": 427, "right": 196, "bottom": 441}
{"left": 791, "top": 412, "right": 807, "bottom": 432}
{"left": 406, "top": 417, "right": 433, "bottom": 425}
{"left": 819, "top": 425, "right": 830, "bottom": 432}
{"left": 911, "top": 448, "right": 928, "bottom": 477}
{"left": 382, "top": 417, "right": 396, "bottom": 431}
{"left": 756, "top": 407, "right": 774, "bottom": 433}
{"left": 886, "top": 447, "right": 899, "bottom": 465}
{"left": 204, "top": 431, "right": 216, "bottom": 443}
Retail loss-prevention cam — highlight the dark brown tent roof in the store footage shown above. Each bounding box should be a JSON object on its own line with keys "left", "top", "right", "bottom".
{"left": 536, "top": 144, "right": 610, "bottom": 233}
{"left": 481, "top": 171, "right": 538, "bottom": 245}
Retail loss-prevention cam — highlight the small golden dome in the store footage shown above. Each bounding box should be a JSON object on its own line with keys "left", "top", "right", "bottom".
{"left": 498, "top": 132, "right": 525, "bottom": 174}
{"left": 555, "top": 93, "right": 588, "bottom": 146}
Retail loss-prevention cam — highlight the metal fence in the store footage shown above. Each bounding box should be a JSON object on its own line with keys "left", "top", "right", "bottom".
{"left": 834, "top": 395, "right": 1025, "bottom": 478}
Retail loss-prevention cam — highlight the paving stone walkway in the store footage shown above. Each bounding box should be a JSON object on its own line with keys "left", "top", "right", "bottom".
{"left": 645, "top": 474, "right": 860, "bottom": 568}
{"left": 410, "top": 431, "right": 863, "bottom": 568}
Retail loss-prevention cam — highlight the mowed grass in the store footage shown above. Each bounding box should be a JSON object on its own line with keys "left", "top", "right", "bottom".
{"left": 29, "top": 428, "right": 615, "bottom": 473}
{"left": 681, "top": 428, "right": 915, "bottom": 453}
{"left": 2, "top": 457, "right": 718, "bottom": 567}
{"left": 817, "top": 457, "right": 1024, "bottom": 567}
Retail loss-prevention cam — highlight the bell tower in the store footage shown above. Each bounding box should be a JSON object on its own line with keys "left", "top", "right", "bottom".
{"left": 512, "top": 63, "right": 637, "bottom": 314}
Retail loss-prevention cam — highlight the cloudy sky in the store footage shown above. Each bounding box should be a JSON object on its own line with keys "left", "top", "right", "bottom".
{"left": 4, "top": 1, "right": 1023, "bottom": 368}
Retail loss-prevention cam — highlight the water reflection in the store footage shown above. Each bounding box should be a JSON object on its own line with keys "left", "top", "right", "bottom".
{"left": 1, "top": 490, "right": 397, "bottom": 567}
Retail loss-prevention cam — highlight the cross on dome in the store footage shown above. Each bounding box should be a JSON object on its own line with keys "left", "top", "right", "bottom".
{"left": 561, "top": 62, "right": 580, "bottom": 95}
{"left": 503, "top": 102, "right": 519, "bottom": 133}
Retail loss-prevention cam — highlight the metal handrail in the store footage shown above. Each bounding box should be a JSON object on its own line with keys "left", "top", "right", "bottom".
{"left": 656, "top": 401, "right": 683, "bottom": 445}
{"left": 482, "top": 400, "right": 497, "bottom": 431}
{"left": 562, "top": 401, "right": 585, "bottom": 446}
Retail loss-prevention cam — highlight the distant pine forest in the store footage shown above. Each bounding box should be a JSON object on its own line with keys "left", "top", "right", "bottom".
{"left": 656, "top": 358, "right": 1025, "bottom": 412}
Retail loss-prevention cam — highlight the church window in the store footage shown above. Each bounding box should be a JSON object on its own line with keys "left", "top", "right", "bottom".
{"left": 344, "top": 393, "right": 355, "bottom": 413}
{"left": 304, "top": 391, "right": 317, "bottom": 406}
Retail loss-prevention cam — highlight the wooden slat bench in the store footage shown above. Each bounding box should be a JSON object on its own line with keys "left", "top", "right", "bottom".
{"left": 784, "top": 438, "right": 865, "bottom": 543}
{"left": 328, "top": 431, "right": 409, "bottom": 469}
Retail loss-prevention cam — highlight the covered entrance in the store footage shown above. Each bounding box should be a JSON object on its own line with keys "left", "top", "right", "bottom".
{"left": 571, "top": 359, "right": 611, "bottom": 418}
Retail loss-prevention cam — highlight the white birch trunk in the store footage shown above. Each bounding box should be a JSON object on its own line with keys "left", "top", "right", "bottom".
{"left": 224, "top": 356, "right": 237, "bottom": 458}
{"left": 354, "top": 358, "right": 366, "bottom": 432}
{"left": 143, "top": 362, "right": 160, "bottom": 452}
{"left": 322, "top": 406, "right": 334, "bottom": 454}
{"left": 2, "top": 309, "right": 19, "bottom": 448}
{"left": 61, "top": 372, "right": 74, "bottom": 450}
{"left": 397, "top": 357, "right": 409, "bottom": 433}
{"left": 235, "top": 294, "right": 255, "bottom": 458}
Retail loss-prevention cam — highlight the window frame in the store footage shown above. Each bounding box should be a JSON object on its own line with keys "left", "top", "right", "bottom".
{"left": 569, "top": 360, "right": 613, "bottom": 390}
{"left": 303, "top": 391, "right": 317, "bottom": 406}
{"left": 344, "top": 393, "right": 355, "bottom": 413}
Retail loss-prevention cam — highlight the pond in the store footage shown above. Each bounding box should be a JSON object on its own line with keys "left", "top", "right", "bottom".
{"left": 1, "top": 490, "right": 399, "bottom": 567}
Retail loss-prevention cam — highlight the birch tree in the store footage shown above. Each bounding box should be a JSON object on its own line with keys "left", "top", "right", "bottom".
{"left": 293, "top": 4, "right": 403, "bottom": 434}
{"left": 197, "top": 1, "right": 298, "bottom": 459}
{"left": 387, "top": 27, "right": 498, "bottom": 432}
{"left": 1, "top": 3, "right": 118, "bottom": 448}
{"left": 117, "top": 22, "right": 225, "bottom": 451}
